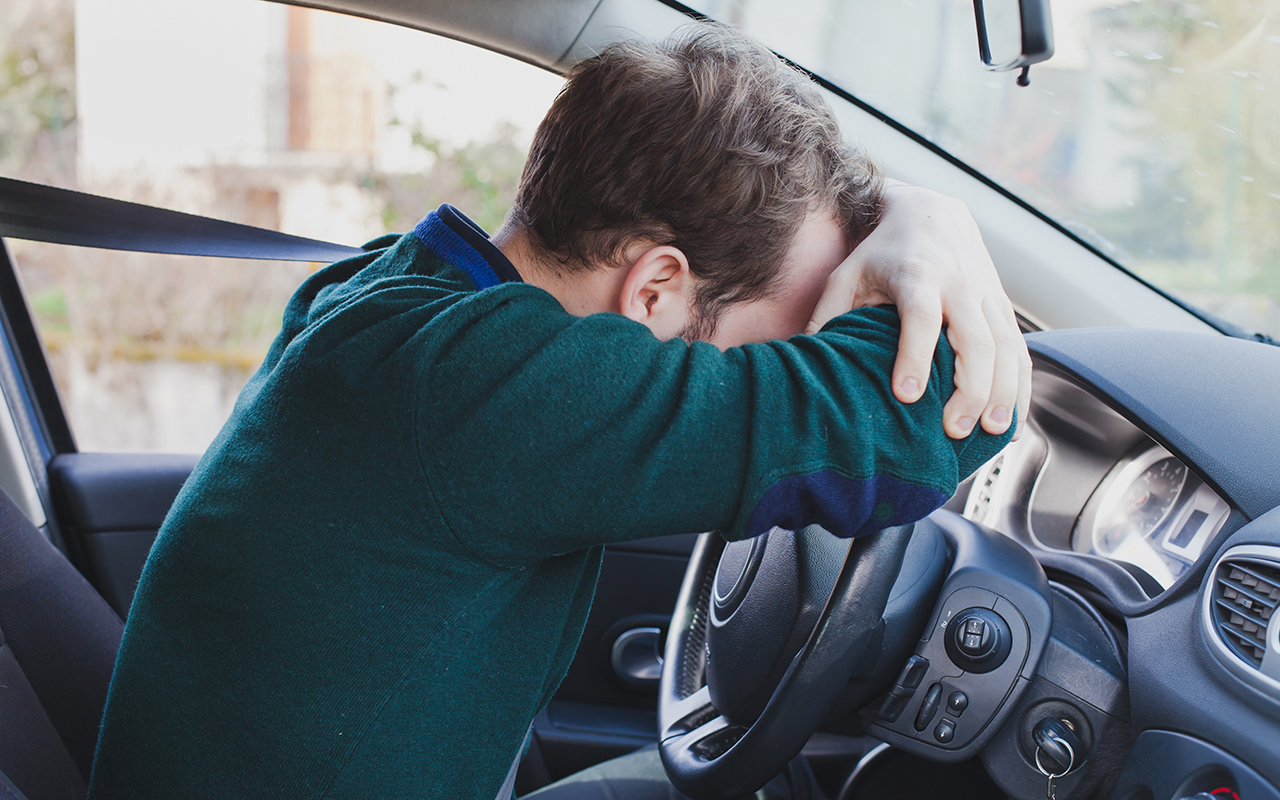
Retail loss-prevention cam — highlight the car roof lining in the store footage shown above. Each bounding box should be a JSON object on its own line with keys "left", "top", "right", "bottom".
{"left": 264, "top": 0, "right": 606, "bottom": 68}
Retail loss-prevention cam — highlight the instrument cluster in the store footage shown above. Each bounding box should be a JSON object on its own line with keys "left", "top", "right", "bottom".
{"left": 1071, "top": 443, "right": 1229, "bottom": 588}
{"left": 963, "top": 363, "right": 1232, "bottom": 592}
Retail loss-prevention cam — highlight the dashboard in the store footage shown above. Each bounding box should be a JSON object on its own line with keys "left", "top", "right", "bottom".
{"left": 932, "top": 330, "right": 1280, "bottom": 800}
{"left": 962, "top": 364, "right": 1233, "bottom": 593}
{"left": 649, "top": 327, "right": 1278, "bottom": 800}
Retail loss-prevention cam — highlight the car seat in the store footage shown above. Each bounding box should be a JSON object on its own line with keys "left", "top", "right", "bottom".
{"left": 0, "top": 486, "right": 124, "bottom": 800}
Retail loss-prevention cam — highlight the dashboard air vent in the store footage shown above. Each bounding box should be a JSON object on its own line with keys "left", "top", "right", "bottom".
{"left": 1210, "top": 557, "right": 1280, "bottom": 668}
{"left": 964, "top": 453, "right": 1004, "bottom": 524}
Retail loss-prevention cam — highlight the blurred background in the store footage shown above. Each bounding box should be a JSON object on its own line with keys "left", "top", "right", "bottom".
{"left": 1, "top": 0, "right": 563, "bottom": 452}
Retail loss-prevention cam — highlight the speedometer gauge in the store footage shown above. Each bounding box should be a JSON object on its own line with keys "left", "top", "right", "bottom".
{"left": 1092, "top": 454, "right": 1187, "bottom": 554}
{"left": 1074, "top": 444, "right": 1230, "bottom": 590}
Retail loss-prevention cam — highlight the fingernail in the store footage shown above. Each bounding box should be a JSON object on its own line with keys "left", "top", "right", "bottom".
{"left": 804, "top": 322, "right": 819, "bottom": 335}
{"left": 989, "top": 406, "right": 1009, "bottom": 424}
{"left": 901, "top": 377, "right": 920, "bottom": 397}
{"left": 955, "top": 416, "right": 975, "bottom": 435}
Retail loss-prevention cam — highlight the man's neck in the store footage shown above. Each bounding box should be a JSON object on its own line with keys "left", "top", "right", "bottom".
{"left": 492, "top": 224, "right": 622, "bottom": 317}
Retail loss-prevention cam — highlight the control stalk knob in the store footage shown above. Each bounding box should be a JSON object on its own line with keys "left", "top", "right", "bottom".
{"left": 944, "top": 607, "right": 1012, "bottom": 673}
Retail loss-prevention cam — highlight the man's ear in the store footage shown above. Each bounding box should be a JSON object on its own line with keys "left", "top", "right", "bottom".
{"left": 617, "top": 245, "right": 695, "bottom": 340}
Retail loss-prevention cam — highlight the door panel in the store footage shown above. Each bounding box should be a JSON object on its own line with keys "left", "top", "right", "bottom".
{"left": 550, "top": 546, "right": 691, "bottom": 711}
{"left": 532, "top": 539, "right": 695, "bottom": 784}
{"left": 49, "top": 453, "right": 197, "bottom": 617}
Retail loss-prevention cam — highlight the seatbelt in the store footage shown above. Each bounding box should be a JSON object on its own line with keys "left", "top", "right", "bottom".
{"left": 0, "top": 177, "right": 363, "bottom": 262}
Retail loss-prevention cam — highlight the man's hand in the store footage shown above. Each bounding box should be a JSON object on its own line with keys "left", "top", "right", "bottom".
{"left": 805, "top": 182, "right": 1031, "bottom": 440}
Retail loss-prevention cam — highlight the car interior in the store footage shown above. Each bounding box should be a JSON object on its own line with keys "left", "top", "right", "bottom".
{"left": 0, "top": 0, "right": 1278, "bottom": 799}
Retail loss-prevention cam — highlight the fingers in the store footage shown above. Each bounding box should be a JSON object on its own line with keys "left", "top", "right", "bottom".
{"left": 942, "top": 307, "right": 996, "bottom": 439}
{"left": 977, "top": 298, "right": 1022, "bottom": 436}
{"left": 890, "top": 281, "right": 943, "bottom": 403}
{"left": 828, "top": 181, "right": 1033, "bottom": 439}
{"left": 804, "top": 257, "right": 864, "bottom": 335}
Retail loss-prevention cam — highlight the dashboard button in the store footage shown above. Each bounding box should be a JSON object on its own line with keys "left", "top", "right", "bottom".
{"left": 894, "top": 655, "right": 929, "bottom": 691}
{"left": 877, "top": 692, "right": 909, "bottom": 723}
{"left": 934, "top": 718, "right": 956, "bottom": 744}
{"left": 946, "top": 691, "right": 968, "bottom": 716}
{"left": 914, "top": 682, "right": 942, "bottom": 732}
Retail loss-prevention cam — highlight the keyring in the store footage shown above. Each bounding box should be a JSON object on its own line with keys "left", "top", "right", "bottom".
{"left": 1035, "top": 732, "right": 1075, "bottom": 778}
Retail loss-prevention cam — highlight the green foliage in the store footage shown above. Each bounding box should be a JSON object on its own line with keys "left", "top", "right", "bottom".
{"left": 29, "top": 286, "right": 70, "bottom": 334}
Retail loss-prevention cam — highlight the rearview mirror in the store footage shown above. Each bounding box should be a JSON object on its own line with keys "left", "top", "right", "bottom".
{"left": 973, "top": 0, "right": 1054, "bottom": 86}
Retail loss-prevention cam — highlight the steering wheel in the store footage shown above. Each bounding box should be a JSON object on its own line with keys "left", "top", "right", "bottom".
{"left": 657, "top": 523, "right": 928, "bottom": 800}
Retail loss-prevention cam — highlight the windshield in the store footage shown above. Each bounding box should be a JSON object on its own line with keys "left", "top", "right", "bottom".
{"left": 685, "top": 0, "right": 1279, "bottom": 341}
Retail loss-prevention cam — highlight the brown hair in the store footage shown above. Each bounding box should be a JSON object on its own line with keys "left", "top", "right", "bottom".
{"left": 511, "top": 22, "right": 883, "bottom": 336}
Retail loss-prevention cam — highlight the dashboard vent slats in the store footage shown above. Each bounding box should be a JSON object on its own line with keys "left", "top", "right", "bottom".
{"left": 964, "top": 454, "right": 1004, "bottom": 524}
{"left": 1211, "top": 558, "right": 1280, "bottom": 668}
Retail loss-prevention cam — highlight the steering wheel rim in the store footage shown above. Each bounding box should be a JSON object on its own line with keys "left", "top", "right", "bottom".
{"left": 658, "top": 524, "right": 914, "bottom": 800}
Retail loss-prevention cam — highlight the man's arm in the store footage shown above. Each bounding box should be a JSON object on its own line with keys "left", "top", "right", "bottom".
{"left": 418, "top": 294, "right": 1013, "bottom": 568}
{"left": 806, "top": 182, "right": 1032, "bottom": 441}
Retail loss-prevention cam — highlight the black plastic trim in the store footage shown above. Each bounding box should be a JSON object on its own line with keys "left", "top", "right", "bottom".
{"left": 1016, "top": 350, "right": 1256, "bottom": 618}
{"left": 532, "top": 701, "right": 657, "bottom": 784}
{"left": 1109, "top": 730, "right": 1280, "bottom": 800}
{"left": 0, "top": 240, "right": 72, "bottom": 555}
{"left": 1123, "top": 509, "right": 1280, "bottom": 787}
{"left": 611, "top": 533, "right": 699, "bottom": 557}
{"left": 50, "top": 452, "right": 197, "bottom": 533}
{"left": 866, "top": 512, "right": 1054, "bottom": 763}
{"left": 981, "top": 585, "right": 1132, "bottom": 800}
{"left": 48, "top": 452, "right": 199, "bottom": 614}
{"left": 1026, "top": 330, "right": 1280, "bottom": 522}
{"left": 0, "top": 240, "right": 75, "bottom": 454}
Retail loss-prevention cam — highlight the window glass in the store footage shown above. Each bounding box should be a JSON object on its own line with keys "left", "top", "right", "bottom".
{"left": 688, "top": 0, "right": 1280, "bottom": 341}
{"left": 1, "top": 0, "right": 564, "bottom": 452}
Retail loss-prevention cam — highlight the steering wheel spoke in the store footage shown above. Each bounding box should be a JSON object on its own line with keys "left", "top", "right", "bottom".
{"left": 657, "top": 526, "right": 916, "bottom": 800}
{"left": 664, "top": 709, "right": 741, "bottom": 754}
{"left": 660, "top": 685, "right": 717, "bottom": 739}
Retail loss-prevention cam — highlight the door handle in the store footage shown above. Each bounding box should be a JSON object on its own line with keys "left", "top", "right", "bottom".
{"left": 611, "top": 627, "right": 664, "bottom": 686}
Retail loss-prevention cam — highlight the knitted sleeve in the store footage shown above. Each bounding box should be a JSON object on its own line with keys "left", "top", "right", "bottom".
{"left": 416, "top": 288, "right": 1013, "bottom": 567}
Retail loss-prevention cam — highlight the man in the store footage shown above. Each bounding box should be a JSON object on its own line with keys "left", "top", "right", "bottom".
{"left": 88, "top": 23, "right": 1026, "bottom": 800}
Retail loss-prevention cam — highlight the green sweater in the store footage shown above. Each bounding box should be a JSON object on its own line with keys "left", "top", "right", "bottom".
{"left": 89, "top": 206, "right": 1013, "bottom": 800}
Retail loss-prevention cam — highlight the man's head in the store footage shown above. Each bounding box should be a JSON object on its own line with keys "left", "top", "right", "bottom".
{"left": 497, "top": 22, "right": 883, "bottom": 347}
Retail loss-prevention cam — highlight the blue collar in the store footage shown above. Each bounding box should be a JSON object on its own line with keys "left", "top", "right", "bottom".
{"left": 412, "top": 204, "right": 523, "bottom": 289}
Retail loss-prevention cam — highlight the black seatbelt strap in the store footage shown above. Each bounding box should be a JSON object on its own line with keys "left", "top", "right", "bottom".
{"left": 0, "top": 177, "right": 363, "bottom": 263}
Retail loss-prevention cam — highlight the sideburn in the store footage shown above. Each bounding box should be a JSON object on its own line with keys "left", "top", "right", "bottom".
{"left": 677, "top": 299, "right": 721, "bottom": 344}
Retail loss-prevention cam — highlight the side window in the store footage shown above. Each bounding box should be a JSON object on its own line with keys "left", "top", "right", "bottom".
{"left": 1, "top": 0, "right": 563, "bottom": 453}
